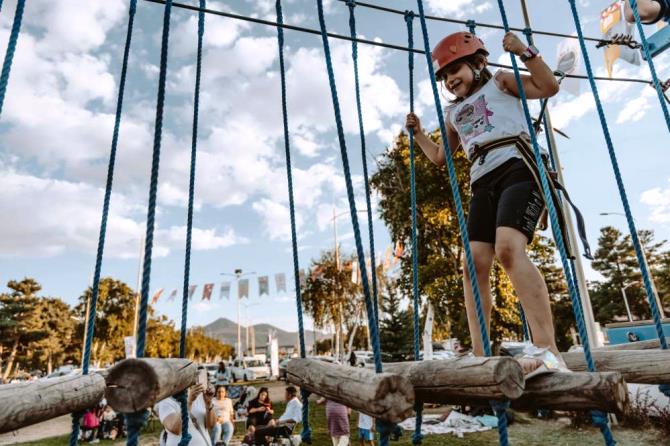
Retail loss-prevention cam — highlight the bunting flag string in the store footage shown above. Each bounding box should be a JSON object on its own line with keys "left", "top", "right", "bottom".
{"left": 167, "top": 288, "right": 177, "bottom": 301}
{"left": 275, "top": 273, "right": 287, "bottom": 293}
{"left": 258, "top": 275, "right": 270, "bottom": 296}
{"left": 150, "top": 288, "right": 164, "bottom": 305}
{"left": 238, "top": 278, "right": 250, "bottom": 299}
{"left": 202, "top": 283, "right": 214, "bottom": 301}
{"left": 188, "top": 284, "right": 198, "bottom": 300}
{"left": 220, "top": 281, "right": 231, "bottom": 300}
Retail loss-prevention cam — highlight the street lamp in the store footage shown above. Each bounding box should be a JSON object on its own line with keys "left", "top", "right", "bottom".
{"left": 599, "top": 212, "right": 665, "bottom": 318}
{"left": 221, "top": 269, "right": 256, "bottom": 359}
{"left": 621, "top": 282, "right": 638, "bottom": 322}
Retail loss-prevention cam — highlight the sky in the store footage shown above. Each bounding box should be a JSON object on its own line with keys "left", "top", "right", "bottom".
{"left": 0, "top": 0, "right": 669, "bottom": 335}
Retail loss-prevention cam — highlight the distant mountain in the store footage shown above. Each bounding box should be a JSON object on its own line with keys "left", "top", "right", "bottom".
{"left": 203, "top": 317, "right": 329, "bottom": 350}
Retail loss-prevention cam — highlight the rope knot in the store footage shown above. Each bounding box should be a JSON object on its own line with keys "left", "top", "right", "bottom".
{"left": 404, "top": 10, "right": 415, "bottom": 22}
{"left": 345, "top": 0, "right": 356, "bottom": 8}
{"left": 466, "top": 19, "right": 477, "bottom": 33}
{"left": 522, "top": 27, "right": 533, "bottom": 37}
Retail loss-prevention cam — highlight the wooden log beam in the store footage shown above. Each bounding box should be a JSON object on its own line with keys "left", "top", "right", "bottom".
{"left": 384, "top": 356, "right": 524, "bottom": 405}
{"left": 594, "top": 338, "right": 669, "bottom": 351}
{"left": 287, "top": 358, "right": 414, "bottom": 423}
{"left": 563, "top": 349, "right": 670, "bottom": 384}
{"left": 0, "top": 374, "right": 106, "bottom": 434}
{"left": 511, "top": 371, "right": 629, "bottom": 414}
{"left": 105, "top": 358, "right": 197, "bottom": 413}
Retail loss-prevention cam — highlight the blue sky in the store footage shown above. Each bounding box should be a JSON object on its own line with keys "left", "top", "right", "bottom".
{"left": 0, "top": 0, "right": 669, "bottom": 335}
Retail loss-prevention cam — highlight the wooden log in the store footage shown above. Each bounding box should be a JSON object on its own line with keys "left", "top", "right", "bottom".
{"left": 286, "top": 358, "right": 414, "bottom": 423}
{"left": 0, "top": 373, "right": 106, "bottom": 434}
{"left": 105, "top": 358, "right": 197, "bottom": 413}
{"left": 563, "top": 349, "right": 670, "bottom": 384}
{"left": 595, "top": 338, "right": 670, "bottom": 351}
{"left": 511, "top": 371, "right": 629, "bottom": 414}
{"left": 384, "top": 356, "right": 524, "bottom": 405}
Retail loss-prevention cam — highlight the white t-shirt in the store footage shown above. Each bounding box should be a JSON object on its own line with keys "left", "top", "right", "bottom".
{"left": 278, "top": 397, "right": 303, "bottom": 423}
{"left": 155, "top": 395, "right": 212, "bottom": 446}
{"left": 358, "top": 412, "right": 373, "bottom": 430}
{"left": 213, "top": 397, "right": 234, "bottom": 424}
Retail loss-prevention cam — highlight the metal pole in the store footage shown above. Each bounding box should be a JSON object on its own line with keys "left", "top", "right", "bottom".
{"left": 519, "top": 0, "right": 601, "bottom": 347}
{"left": 621, "top": 286, "right": 634, "bottom": 322}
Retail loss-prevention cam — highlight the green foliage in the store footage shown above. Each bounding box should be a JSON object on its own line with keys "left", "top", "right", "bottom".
{"left": 379, "top": 286, "right": 414, "bottom": 361}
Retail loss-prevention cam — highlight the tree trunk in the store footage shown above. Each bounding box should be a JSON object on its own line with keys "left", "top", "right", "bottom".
{"left": 47, "top": 351, "right": 53, "bottom": 375}
{"left": 0, "top": 373, "right": 106, "bottom": 433}
{"left": 2, "top": 340, "right": 19, "bottom": 381}
{"left": 287, "top": 358, "right": 414, "bottom": 423}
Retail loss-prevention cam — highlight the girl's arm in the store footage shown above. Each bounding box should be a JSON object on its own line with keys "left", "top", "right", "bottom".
{"left": 498, "top": 32, "right": 559, "bottom": 100}
{"left": 406, "top": 113, "right": 460, "bottom": 166}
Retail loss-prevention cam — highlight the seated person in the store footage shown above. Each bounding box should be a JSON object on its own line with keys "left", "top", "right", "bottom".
{"left": 624, "top": 0, "right": 668, "bottom": 24}
{"left": 253, "top": 386, "right": 303, "bottom": 446}
{"left": 155, "top": 383, "right": 216, "bottom": 446}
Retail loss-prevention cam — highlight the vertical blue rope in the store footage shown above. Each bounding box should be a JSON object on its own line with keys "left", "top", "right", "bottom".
{"left": 128, "top": 1, "right": 173, "bottom": 445}
{"left": 404, "top": 10, "right": 423, "bottom": 445}
{"left": 315, "top": 1, "right": 389, "bottom": 444}
{"left": 567, "top": 0, "right": 667, "bottom": 352}
{"left": 0, "top": 0, "right": 24, "bottom": 120}
{"left": 414, "top": 2, "right": 508, "bottom": 444}
{"left": 276, "top": 1, "right": 312, "bottom": 441}
{"left": 0, "top": 0, "right": 4, "bottom": 13}
{"left": 628, "top": 0, "right": 670, "bottom": 133}
{"left": 345, "top": 0, "right": 381, "bottom": 330}
{"left": 495, "top": 1, "right": 615, "bottom": 444}
{"left": 175, "top": 2, "right": 205, "bottom": 445}
{"left": 69, "top": 2, "right": 138, "bottom": 445}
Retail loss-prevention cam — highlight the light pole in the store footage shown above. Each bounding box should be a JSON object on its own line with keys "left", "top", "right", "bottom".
{"left": 621, "top": 282, "right": 638, "bottom": 322}
{"left": 221, "top": 269, "right": 256, "bottom": 359}
{"left": 518, "top": 0, "right": 600, "bottom": 347}
{"left": 243, "top": 302, "right": 260, "bottom": 356}
{"left": 600, "top": 212, "right": 665, "bottom": 318}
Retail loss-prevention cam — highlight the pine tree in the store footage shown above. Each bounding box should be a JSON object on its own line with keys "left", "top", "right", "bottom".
{"left": 379, "top": 288, "right": 413, "bottom": 362}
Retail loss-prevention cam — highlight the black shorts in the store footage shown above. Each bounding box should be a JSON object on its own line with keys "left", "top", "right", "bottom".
{"left": 467, "top": 158, "right": 544, "bottom": 244}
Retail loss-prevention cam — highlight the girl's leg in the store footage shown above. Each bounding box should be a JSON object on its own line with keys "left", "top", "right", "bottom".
{"left": 462, "top": 241, "right": 496, "bottom": 356}
{"left": 211, "top": 422, "right": 222, "bottom": 445}
{"left": 495, "top": 227, "right": 559, "bottom": 355}
{"left": 222, "top": 421, "right": 234, "bottom": 445}
{"left": 624, "top": 0, "right": 663, "bottom": 23}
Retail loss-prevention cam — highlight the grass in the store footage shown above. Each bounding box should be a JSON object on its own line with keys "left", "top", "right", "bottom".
{"left": 10, "top": 403, "right": 666, "bottom": 446}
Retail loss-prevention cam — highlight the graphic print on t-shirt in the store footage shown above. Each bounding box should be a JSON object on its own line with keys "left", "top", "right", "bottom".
{"left": 454, "top": 94, "right": 494, "bottom": 147}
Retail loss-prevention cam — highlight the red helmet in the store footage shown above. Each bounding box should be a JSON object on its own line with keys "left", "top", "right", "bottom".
{"left": 432, "top": 32, "right": 489, "bottom": 79}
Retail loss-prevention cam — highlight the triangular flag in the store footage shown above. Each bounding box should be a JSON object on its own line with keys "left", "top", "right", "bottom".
{"left": 188, "top": 284, "right": 198, "bottom": 300}
{"left": 167, "top": 289, "right": 177, "bottom": 301}
{"left": 298, "top": 269, "right": 306, "bottom": 287}
{"left": 351, "top": 261, "right": 359, "bottom": 284}
{"left": 220, "top": 281, "right": 231, "bottom": 300}
{"left": 202, "top": 283, "right": 214, "bottom": 301}
{"left": 150, "top": 288, "right": 164, "bottom": 305}
{"left": 238, "top": 279, "right": 249, "bottom": 299}
{"left": 275, "top": 273, "right": 286, "bottom": 293}
{"left": 258, "top": 276, "right": 269, "bottom": 296}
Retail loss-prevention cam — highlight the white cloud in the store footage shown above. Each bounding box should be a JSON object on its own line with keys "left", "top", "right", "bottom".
{"left": 252, "top": 198, "right": 304, "bottom": 241}
{"left": 427, "top": 0, "right": 492, "bottom": 18}
{"left": 641, "top": 180, "right": 670, "bottom": 224}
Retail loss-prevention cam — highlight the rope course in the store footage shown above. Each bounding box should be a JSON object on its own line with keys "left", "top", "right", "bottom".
{"left": 142, "top": 0, "right": 657, "bottom": 86}
{"left": 0, "top": 0, "right": 25, "bottom": 120}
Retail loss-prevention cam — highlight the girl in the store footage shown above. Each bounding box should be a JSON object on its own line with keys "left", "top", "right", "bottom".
{"left": 405, "top": 31, "right": 564, "bottom": 374}
{"left": 211, "top": 386, "right": 235, "bottom": 446}
{"left": 245, "top": 387, "right": 274, "bottom": 428}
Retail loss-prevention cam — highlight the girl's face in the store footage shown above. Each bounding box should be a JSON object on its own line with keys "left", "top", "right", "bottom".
{"left": 440, "top": 61, "right": 479, "bottom": 98}
{"left": 259, "top": 390, "right": 268, "bottom": 402}
{"left": 217, "top": 387, "right": 226, "bottom": 399}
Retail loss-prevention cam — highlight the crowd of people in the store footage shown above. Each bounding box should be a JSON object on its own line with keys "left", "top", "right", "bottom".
{"left": 78, "top": 399, "right": 125, "bottom": 443}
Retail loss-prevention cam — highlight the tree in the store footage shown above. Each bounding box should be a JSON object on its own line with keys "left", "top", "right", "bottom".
{"left": 590, "top": 226, "right": 666, "bottom": 323}
{"left": 29, "top": 298, "right": 76, "bottom": 374}
{"left": 0, "top": 278, "right": 48, "bottom": 379}
{"left": 379, "top": 287, "right": 413, "bottom": 362}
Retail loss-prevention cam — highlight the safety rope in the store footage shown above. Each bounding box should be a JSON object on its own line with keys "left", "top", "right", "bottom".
{"left": 127, "top": 1, "right": 173, "bottom": 444}
{"left": 275, "top": 1, "right": 313, "bottom": 441}
{"left": 0, "top": 0, "right": 24, "bottom": 120}
{"left": 69, "top": 2, "right": 138, "bottom": 445}
{"left": 413, "top": 1, "right": 510, "bottom": 444}
{"left": 403, "top": 10, "right": 423, "bottom": 445}
{"left": 628, "top": 0, "right": 670, "bottom": 133}
{"left": 316, "top": 1, "right": 391, "bottom": 443}
{"left": 496, "top": 1, "right": 616, "bottom": 444}
{"left": 345, "top": 0, "right": 380, "bottom": 329}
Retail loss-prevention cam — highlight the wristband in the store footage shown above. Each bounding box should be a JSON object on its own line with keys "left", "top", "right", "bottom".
{"left": 520, "top": 45, "right": 539, "bottom": 62}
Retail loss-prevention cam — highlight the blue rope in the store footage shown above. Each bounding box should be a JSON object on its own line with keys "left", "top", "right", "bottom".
{"left": 404, "top": 10, "right": 423, "bottom": 445}
{"left": 315, "top": 1, "right": 388, "bottom": 444}
{"left": 69, "top": 2, "right": 138, "bottom": 445}
{"left": 567, "top": 0, "right": 668, "bottom": 352}
{"left": 496, "top": 2, "right": 615, "bottom": 443}
{"left": 129, "top": 1, "right": 173, "bottom": 444}
{"left": 176, "top": 1, "right": 205, "bottom": 444}
{"left": 0, "top": 0, "right": 24, "bottom": 120}
{"left": 276, "top": 1, "right": 312, "bottom": 441}
{"left": 0, "top": 0, "right": 4, "bottom": 13}
{"left": 414, "top": 2, "right": 508, "bottom": 444}
{"left": 466, "top": 19, "right": 477, "bottom": 34}
{"left": 628, "top": 0, "right": 670, "bottom": 133}
{"left": 345, "top": 0, "right": 381, "bottom": 330}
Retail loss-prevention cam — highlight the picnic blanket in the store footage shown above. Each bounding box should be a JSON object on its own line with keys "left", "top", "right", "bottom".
{"left": 398, "top": 411, "right": 495, "bottom": 438}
